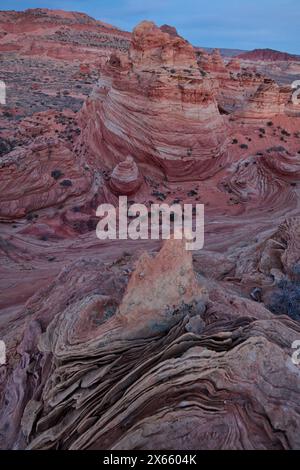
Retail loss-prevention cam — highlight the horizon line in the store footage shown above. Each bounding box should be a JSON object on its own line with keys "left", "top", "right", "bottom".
{"left": 0, "top": 6, "right": 299, "bottom": 56}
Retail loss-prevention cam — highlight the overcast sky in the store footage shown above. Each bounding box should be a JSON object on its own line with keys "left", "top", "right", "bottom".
{"left": 2, "top": 0, "right": 300, "bottom": 54}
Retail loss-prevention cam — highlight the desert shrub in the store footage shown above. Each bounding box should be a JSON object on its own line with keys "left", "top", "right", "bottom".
{"left": 60, "top": 179, "right": 73, "bottom": 187}
{"left": 152, "top": 191, "right": 166, "bottom": 201}
{"left": 292, "top": 264, "right": 300, "bottom": 280}
{"left": 268, "top": 279, "right": 300, "bottom": 321}
{"left": 232, "top": 138, "right": 238, "bottom": 144}
{"left": 267, "top": 121, "right": 273, "bottom": 127}
{"left": 267, "top": 146, "right": 286, "bottom": 153}
{"left": 87, "top": 219, "right": 98, "bottom": 231}
{"left": 240, "top": 144, "right": 248, "bottom": 150}
{"left": 0, "top": 138, "right": 12, "bottom": 157}
{"left": 51, "top": 169, "right": 63, "bottom": 180}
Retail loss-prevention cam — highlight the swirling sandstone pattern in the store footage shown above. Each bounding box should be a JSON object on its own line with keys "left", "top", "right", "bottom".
{"left": 1, "top": 9, "right": 300, "bottom": 451}
{"left": 1, "top": 233, "right": 300, "bottom": 450}
{"left": 109, "top": 156, "right": 143, "bottom": 196}
{"left": 0, "top": 137, "right": 92, "bottom": 220}
{"left": 220, "top": 148, "right": 300, "bottom": 211}
{"left": 79, "top": 21, "right": 229, "bottom": 182}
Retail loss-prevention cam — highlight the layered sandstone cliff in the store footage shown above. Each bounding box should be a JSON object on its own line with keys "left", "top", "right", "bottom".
{"left": 1, "top": 229, "right": 300, "bottom": 450}
{"left": 1, "top": 9, "right": 300, "bottom": 452}
{"left": 79, "top": 21, "right": 229, "bottom": 182}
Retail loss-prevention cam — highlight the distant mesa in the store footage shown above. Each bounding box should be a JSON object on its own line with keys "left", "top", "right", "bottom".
{"left": 238, "top": 48, "right": 300, "bottom": 62}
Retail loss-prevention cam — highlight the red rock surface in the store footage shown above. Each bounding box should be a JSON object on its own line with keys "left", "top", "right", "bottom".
{"left": 0, "top": 8, "right": 130, "bottom": 61}
{"left": 0, "top": 8, "right": 300, "bottom": 451}
{"left": 238, "top": 48, "right": 300, "bottom": 62}
{"left": 79, "top": 21, "right": 229, "bottom": 182}
{"left": 109, "top": 156, "right": 143, "bottom": 196}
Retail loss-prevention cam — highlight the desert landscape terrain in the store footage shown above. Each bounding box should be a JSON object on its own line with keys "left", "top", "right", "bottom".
{"left": 0, "top": 8, "right": 300, "bottom": 450}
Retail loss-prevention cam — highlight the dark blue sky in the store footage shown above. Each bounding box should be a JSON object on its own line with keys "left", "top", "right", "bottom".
{"left": 2, "top": 0, "right": 300, "bottom": 54}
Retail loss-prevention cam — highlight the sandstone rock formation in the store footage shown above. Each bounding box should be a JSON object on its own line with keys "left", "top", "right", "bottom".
{"left": 236, "top": 79, "right": 291, "bottom": 120}
{"left": 0, "top": 9, "right": 130, "bottom": 62}
{"left": 1, "top": 8, "right": 300, "bottom": 452}
{"left": 238, "top": 48, "right": 300, "bottom": 62}
{"left": 220, "top": 148, "right": 300, "bottom": 211}
{"left": 79, "top": 21, "right": 229, "bottom": 182}
{"left": 109, "top": 156, "right": 143, "bottom": 196}
{"left": 130, "top": 20, "right": 196, "bottom": 67}
{"left": 226, "top": 57, "right": 241, "bottom": 72}
{"left": 0, "top": 137, "right": 92, "bottom": 220}
{"left": 78, "top": 19, "right": 299, "bottom": 186}
{"left": 1, "top": 230, "right": 300, "bottom": 450}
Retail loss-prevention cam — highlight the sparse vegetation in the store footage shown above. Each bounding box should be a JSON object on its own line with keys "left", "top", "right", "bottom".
{"left": 60, "top": 179, "right": 73, "bottom": 187}
{"left": 266, "top": 146, "right": 286, "bottom": 153}
{"left": 0, "top": 138, "right": 13, "bottom": 157}
{"left": 51, "top": 169, "right": 63, "bottom": 180}
{"left": 269, "top": 276, "right": 300, "bottom": 321}
{"left": 152, "top": 191, "right": 166, "bottom": 201}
